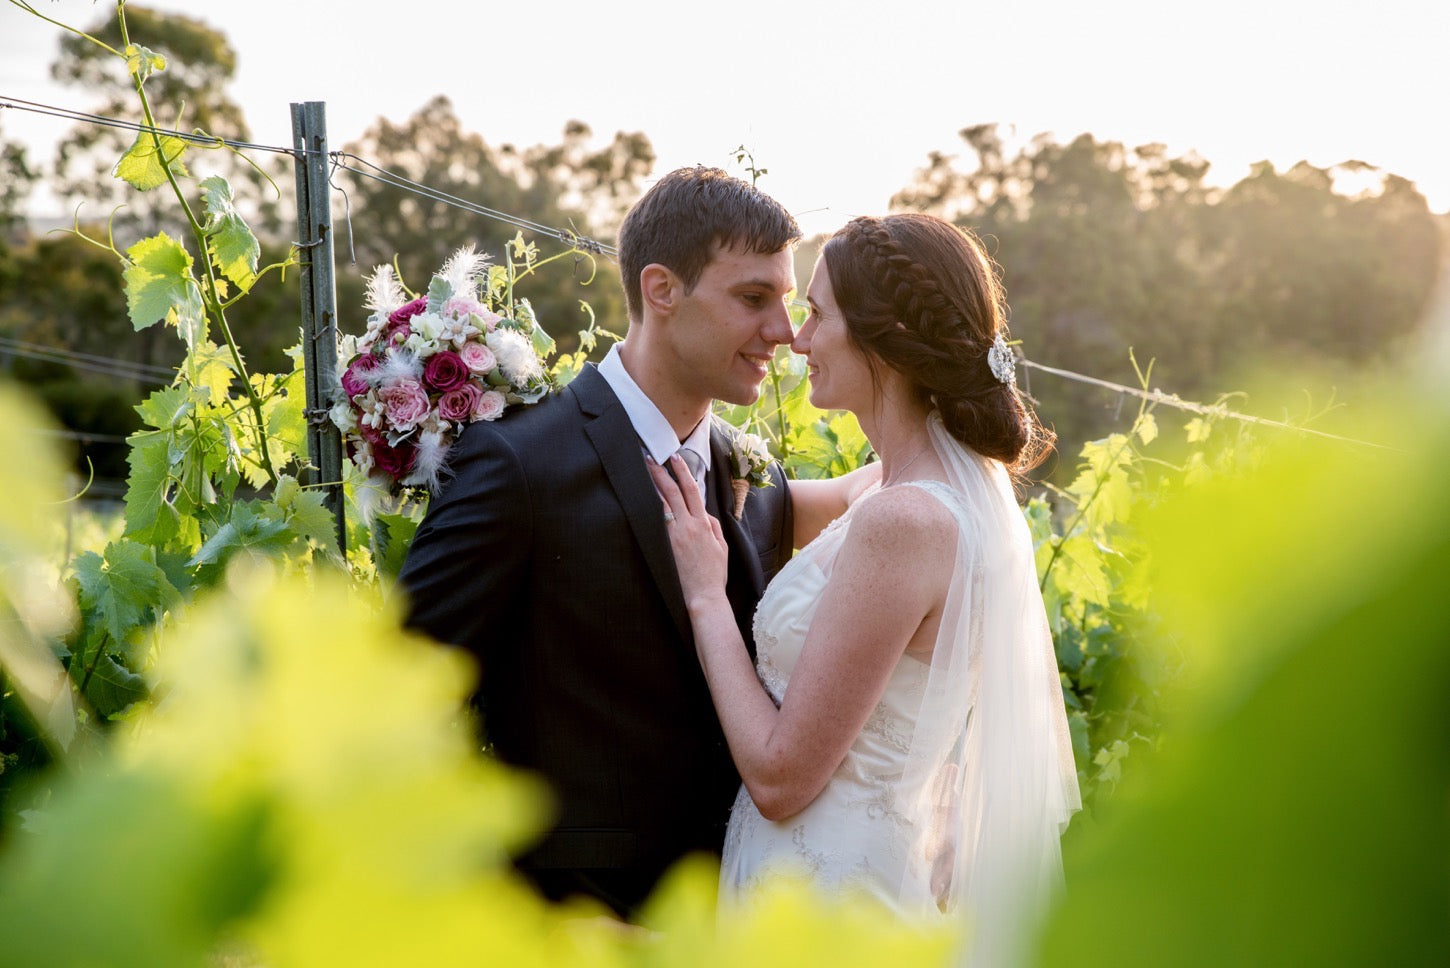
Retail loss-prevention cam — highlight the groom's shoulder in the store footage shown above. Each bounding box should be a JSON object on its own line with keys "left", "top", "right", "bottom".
{"left": 451, "top": 379, "right": 585, "bottom": 457}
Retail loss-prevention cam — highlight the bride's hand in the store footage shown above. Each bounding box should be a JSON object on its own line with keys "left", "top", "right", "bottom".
{"left": 647, "top": 455, "right": 729, "bottom": 612}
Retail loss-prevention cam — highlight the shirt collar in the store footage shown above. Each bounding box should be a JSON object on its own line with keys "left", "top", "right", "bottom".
{"left": 598, "top": 343, "right": 713, "bottom": 473}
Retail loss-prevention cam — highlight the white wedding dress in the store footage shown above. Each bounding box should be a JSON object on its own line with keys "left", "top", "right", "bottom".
{"left": 719, "top": 417, "right": 1081, "bottom": 967}
{"left": 719, "top": 479, "right": 946, "bottom": 907}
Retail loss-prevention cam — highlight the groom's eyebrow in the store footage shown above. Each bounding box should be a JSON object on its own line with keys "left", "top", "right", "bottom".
{"left": 737, "top": 277, "right": 790, "bottom": 292}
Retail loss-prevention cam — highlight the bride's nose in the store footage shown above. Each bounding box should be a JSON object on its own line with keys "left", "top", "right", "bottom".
{"left": 790, "top": 318, "right": 814, "bottom": 356}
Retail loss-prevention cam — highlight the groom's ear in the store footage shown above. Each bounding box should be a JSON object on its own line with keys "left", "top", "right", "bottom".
{"left": 640, "top": 263, "right": 679, "bottom": 319}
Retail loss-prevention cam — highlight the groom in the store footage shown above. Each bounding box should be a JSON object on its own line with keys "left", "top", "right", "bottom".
{"left": 397, "top": 166, "right": 801, "bottom": 917}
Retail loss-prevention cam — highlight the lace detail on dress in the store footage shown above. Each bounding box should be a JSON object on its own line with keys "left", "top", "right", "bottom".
{"left": 755, "top": 632, "right": 786, "bottom": 706}
{"left": 861, "top": 702, "right": 913, "bottom": 754}
{"left": 791, "top": 824, "right": 831, "bottom": 874}
{"left": 850, "top": 778, "right": 913, "bottom": 827}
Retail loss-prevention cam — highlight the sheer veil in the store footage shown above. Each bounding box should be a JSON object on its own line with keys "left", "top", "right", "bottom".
{"left": 896, "top": 414, "right": 1081, "bottom": 967}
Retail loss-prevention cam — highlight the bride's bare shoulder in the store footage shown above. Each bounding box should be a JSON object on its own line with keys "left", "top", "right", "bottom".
{"left": 842, "top": 481, "right": 958, "bottom": 555}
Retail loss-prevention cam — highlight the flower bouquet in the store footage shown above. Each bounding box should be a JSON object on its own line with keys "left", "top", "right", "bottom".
{"left": 330, "top": 245, "right": 554, "bottom": 497}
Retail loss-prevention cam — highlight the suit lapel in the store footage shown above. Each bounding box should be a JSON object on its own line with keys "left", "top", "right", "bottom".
{"left": 710, "top": 422, "right": 767, "bottom": 602}
{"left": 574, "top": 367, "right": 693, "bottom": 643}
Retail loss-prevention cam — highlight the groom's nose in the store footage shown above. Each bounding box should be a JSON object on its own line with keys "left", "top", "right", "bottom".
{"left": 760, "top": 303, "right": 794, "bottom": 346}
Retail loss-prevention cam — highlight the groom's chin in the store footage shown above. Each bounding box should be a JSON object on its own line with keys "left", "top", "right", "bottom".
{"left": 717, "top": 382, "right": 766, "bottom": 408}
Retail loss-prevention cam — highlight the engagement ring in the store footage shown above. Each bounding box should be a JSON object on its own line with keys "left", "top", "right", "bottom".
{"left": 663, "top": 511, "right": 676, "bottom": 522}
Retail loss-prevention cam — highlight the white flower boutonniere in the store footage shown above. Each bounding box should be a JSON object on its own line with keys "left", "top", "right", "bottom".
{"left": 727, "top": 431, "right": 774, "bottom": 520}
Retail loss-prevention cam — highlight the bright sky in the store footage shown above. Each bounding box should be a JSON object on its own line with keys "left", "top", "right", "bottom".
{"left": 2, "top": 0, "right": 1446, "bottom": 237}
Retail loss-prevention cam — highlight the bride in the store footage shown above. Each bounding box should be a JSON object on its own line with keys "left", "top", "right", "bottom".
{"left": 648, "top": 213, "right": 1081, "bottom": 966}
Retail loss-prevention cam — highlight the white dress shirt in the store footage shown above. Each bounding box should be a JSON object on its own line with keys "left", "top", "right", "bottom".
{"left": 597, "top": 343, "right": 711, "bottom": 495}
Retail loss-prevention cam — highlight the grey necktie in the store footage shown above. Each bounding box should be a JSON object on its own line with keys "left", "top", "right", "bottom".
{"left": 675, "top": 446, "right": 706, "bottom": 495}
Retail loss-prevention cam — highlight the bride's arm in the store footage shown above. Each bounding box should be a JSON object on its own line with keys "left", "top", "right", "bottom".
{"left": 650, "top": 455, "right": 952, "bottom": 821}
{"left": 786, "top": 461, "right": 882, "bottom": 549}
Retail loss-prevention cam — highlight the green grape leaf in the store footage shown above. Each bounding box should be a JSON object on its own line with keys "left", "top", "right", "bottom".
{"left": 374, "top": 513, "right": 419, "bottom": 581}
{"left": 1054, "top": 621, "right": 1086, "bottom": 672}
{"left": 262, "top": 371, "right": 307, "bottom": 458}
{"left": 154, "top": 548, "right": 195, "bottom": 602}
{"left": 1136, "top": 411, "right": 1159, "bottom": 445}
{"left": 273, "top": 474, "right": 300, "bottom": 509}
{"left": 80, "top": 652, "right": 149, "bottom": 718}
{"left": 123, "top": 234, "right": 205, "bottom": 348}
{"left": 124, "top": 431, "right": 179, "bottom": 547}
{"left": 135, "top": 385, "right": 192, "bottom": 431}
{"left": 72, "top": 541, "right": 171, "bottom": 647}
{"left": 123, "top": 43, "right": 167, "bottom": 80}
{"left": 825, "top": 412, "right": 870, "bottom": 472}
{"left": 286, "top": 488, "right": 340, "bottom": 555}
{"left": 200, "top": 176, "right": 259, "bottom": 289}
{"left": 187, "top": 341, "right": 239, "bottom": 406}
{"left": 114, "top": 129, "right": 189, "bottom": 191}
{"left": 1052, "top": 531, "right": 1110, "bottom": 609}
{"left": 1067, "top": 709, "right": 1091, "bottom": 766}
{"left": 187, "top": 503, "right": 293, "bottom": 573}
{"left": 1024, "top": 497, "right": 1055, "bottom": 549}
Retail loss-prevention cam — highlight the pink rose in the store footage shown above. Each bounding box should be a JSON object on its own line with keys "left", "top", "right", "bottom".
{"left": 438, "top": 383, "right": 482, "bottom": 422}
{"left": 423, "top": 350, "right": 469, "bottom": 392}
{"left": 372, "top": 438, "right": 416, "bottom": 479}
{"left": 442, "top": 296, "right": 485, "bottom": 320}
{"left": 457, "top": 341, "right": 497, "bottom": 375}
{"left": 377, "top": 379, "right": 431, "bottom": 431}
{"left": 341, "top": 353, "right": 381, "bottom": 398}
{"left": 473, "top": 389, "right": 507, "bottom": 421}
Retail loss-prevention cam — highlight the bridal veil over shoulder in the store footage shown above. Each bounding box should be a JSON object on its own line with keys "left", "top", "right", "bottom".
{"left": 898, "top": 415, "right": 1081, "bottom": 964}
{"left": 721, "top": 414, "right": 1080, "bottom": 968}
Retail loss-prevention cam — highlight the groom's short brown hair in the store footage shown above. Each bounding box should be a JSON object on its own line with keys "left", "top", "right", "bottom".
{"left": 618, "top": 166, "right": 801, "bottom": 323}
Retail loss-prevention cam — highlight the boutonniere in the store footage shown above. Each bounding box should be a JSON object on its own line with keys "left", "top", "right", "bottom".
{"left": 727, "top": 431, "right": 774, "bottom": 520}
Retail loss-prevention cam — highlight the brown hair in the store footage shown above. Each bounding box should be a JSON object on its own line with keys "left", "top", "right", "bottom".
{"left": 821, "top": 213, "right": 1053, "bottom": 471}
{"left": 617, "top": 166, "right": 802, "bottom": 323}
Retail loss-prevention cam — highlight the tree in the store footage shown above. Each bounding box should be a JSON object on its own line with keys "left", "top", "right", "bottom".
{"left": 336, "top": 97, "right": 654, "bottom": 354}
{"left": 891, "top": 126, "right": 1442, "bottom": 468}
{"left": 0, "top": 120, "right": 37, "bottom": 239}
{"left": 48, "top": 4, "right": 287, "bottom": 240}
{"left": 1211, "top": 162, "right": 1440, "bottom": 364}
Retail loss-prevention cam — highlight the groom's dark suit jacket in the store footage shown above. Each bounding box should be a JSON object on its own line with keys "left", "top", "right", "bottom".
{"left": 397, "top": 363, "right": 793, "bottom": 909}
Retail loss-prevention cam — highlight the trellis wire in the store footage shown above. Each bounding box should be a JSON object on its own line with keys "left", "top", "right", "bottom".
{"left": 0, "top": 95, "right": 1391, "bottom": 450}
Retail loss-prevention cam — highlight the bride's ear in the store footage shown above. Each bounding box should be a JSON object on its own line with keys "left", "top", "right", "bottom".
{"left": 640, "top": 264, "right": 679, "bottom": 320}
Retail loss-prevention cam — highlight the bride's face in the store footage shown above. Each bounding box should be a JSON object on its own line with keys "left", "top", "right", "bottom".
{"left": 792, "top": 259, "right": 875, "bottom": 413}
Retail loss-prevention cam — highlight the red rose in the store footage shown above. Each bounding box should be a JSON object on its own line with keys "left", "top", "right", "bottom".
{"left": 341, "top": 353, "right": 382, "bottom": 397}
{"left": 423, "top": 350, "right": 469, "bottom": 393}
{"left": 372, "top": 438, "right": 417, "bottom": 479}
{"left": 387, "top": 297, "right": 427, "bottom": 326}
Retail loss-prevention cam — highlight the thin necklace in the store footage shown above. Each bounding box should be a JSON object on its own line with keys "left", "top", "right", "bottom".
{"left": 883, "top": 442, "right": 930, "bottom": 487}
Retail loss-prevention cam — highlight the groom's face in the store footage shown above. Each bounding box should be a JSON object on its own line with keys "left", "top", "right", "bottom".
{"left": 666, "top": 244, "right": 796, "bottom": 407}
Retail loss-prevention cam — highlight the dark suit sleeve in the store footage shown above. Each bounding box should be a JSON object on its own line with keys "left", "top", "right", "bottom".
{"left": 395, "top": 420, "right": 530, "bottom": 657}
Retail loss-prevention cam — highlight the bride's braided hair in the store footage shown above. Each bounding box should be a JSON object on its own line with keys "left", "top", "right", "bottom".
{"left": 822, "top": 214, "right": 1053, "bottom": 471}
